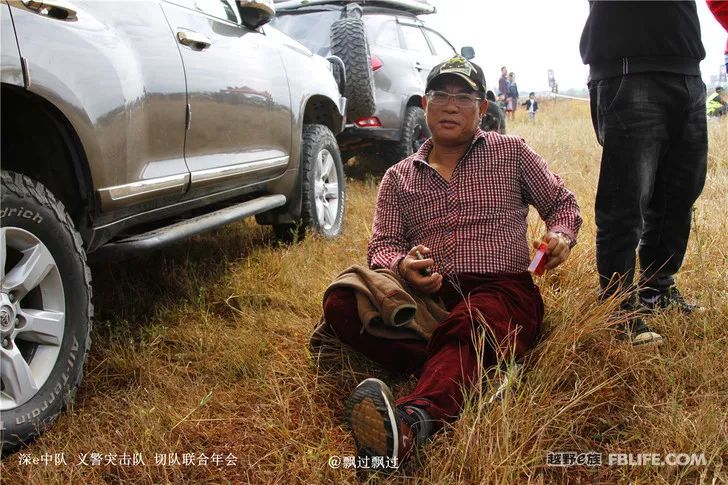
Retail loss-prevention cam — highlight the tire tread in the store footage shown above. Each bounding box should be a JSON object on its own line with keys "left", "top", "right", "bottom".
{"left": 0, "top": 170, "right": 93, "bottom": 453}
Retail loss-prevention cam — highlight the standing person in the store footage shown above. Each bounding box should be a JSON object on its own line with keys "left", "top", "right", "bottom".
{"left": 507, "top": 72, "right": 519, "bottom": 121}
{"left": 522, "top": 92, "right": 539, "bottom": 121}
{"left": 498, "top": 65, "right": 509, "bottom": 107}
{"left": 707, "top": 0, "right": 728, "bottom": 71}
{"left": 580, "top": 0, "right": 707, "bottom": 345}
{"left": 320, "top": 55, "right": 582, "bottom": 466}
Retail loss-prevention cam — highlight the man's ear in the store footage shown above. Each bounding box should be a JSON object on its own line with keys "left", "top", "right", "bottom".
{"left": 421, "top": 96, "right": 428, "bottom": 110}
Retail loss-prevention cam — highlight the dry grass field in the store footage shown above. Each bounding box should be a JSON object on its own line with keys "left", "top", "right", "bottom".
{"left": 1, "top": 100, "right": 727, "bottom": 484}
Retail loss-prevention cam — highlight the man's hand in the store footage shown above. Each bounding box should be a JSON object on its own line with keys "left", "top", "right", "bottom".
{"left": 532, "top": 232, "right": 571, "bottom": 270}
{"left": 398, "top": 245, "right": 443, "bottom": 294}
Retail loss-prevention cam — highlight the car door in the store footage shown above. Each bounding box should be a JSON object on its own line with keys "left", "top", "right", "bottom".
{"left": 396, "top": 19, "right": 436, "bottom": 86}
{"left": 8, "top": 0, "right": 190, "bottom": 214}
{"left": 161, "top": 0, "right": 293, "bottom": 197}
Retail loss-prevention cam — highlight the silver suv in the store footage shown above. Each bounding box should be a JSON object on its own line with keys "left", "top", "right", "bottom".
{"left": 1, "top": 0, "right": 346, "bottom": 451}
{"left": 271, "top": 0, "right": 475, "bottom": 169}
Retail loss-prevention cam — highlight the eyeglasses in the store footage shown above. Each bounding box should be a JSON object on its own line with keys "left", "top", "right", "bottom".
{"left": 426, "top": 90, "right": 482, "bottom": 107}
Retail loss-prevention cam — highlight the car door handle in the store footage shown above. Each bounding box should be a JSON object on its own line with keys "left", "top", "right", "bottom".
{"left": 177, "top": 30, "right": 212, "bottom": 50}
{"left": 21, "top": 0, "right": 77, "bottom": 21}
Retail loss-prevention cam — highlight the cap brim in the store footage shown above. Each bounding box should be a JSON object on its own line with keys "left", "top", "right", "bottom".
{"left": 427, "top": 72, "right": 478, "bottom": 91}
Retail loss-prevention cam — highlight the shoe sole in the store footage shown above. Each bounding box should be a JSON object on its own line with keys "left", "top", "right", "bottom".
{"left": 631, "top": 331, "right": 664, "bottom": 346}
{"left": 344, "top": 378, "right": 398, "bottom": 460}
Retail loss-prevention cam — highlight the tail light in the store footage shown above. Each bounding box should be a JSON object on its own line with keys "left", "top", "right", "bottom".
{"left": 371, "top": 55, "right": 383, "bottom": 72}
{"left": 354, "top": 117, "right": 382, "bottom": 127}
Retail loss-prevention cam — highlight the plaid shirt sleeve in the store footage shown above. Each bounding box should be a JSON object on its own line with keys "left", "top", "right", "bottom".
{"left": 518, "top": 140, "right": 583, "bottom": 246}
{"left": 367, "top": 169, "right": 410, "bottom": 272}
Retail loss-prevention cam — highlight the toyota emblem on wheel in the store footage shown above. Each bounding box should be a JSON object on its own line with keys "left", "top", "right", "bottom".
{"left": 0, "top": 308, "right": 11, "bottom": 328}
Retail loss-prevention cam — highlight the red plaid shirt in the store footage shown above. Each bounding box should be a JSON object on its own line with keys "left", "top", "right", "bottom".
{"left": 367, "top": 129, "right": 582, "bottom": 276}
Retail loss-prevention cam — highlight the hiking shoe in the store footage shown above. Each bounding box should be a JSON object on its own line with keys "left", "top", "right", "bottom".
{"left": 615, "top": 316, "right": 663, "bottom": 346}
{"left": 640, "top": 286, "right": 702, "bottom": 314}
{"left": 344, "top": 378, "right": 430, "bottom": 468}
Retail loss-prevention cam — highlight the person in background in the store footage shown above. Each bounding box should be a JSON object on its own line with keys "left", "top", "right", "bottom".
{"left": 522, "top": 92, "right": 539, "bottom": 121}
{"left": 498, "top": 66, "right": 509, "bottom": 107}
{"left": 580, "top": 0, "right": 707, "bottom": 346}
{"left": 506, "top": 72, "right": 519, "bottom": 121}
{"left": 707, "top": 0, "right": 728, "bottom": 71}
{"left": 707, "top": 86, "right": 727, "bottom": 116}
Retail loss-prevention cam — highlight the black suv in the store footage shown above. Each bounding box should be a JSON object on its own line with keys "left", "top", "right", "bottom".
{"left": 272, "top": 0, "right": 476, "bottom": 169}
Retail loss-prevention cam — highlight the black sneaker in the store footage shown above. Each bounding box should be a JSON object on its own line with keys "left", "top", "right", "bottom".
{"left": 640, "top": 286, "right": 701, "bottom": 314}
{"left": 344, "top": 378, "right": 418, "bottom": 468}
{"left": 615, "top": 316, "right": 663, "bottom": 346}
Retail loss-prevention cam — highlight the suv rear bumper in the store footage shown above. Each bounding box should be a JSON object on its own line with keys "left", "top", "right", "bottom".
{"left": 337, "top": 124, "right": 399, "bottom": 149}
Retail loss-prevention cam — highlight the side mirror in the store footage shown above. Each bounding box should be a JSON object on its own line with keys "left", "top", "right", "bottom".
{"left": 237, "top": 0, "right": 276, "bottom": 29}
{"left": 460, "top": 46, "right": 475, "bottom": 60}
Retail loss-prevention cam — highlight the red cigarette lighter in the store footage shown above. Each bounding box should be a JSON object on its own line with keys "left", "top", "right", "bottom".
{"left": 528, "top": 242, "right": 549, "bottom": 276}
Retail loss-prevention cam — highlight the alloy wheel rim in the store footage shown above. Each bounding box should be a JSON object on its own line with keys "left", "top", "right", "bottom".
{"left": 0, "top": 227, "right": 65, "bottom": 410}
{"left": 313, "top": 149, "right": 340, "bottom": 231}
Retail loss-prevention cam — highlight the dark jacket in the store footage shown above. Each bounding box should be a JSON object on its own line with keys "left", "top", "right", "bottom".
{"left": 498, "top": 75, "right": 509, "bottom": 97}
{"left": 522, "top": 99, "right": 538, "bottom": 112}
{"left": 580, "top": 0, "right": 706, "bottom": 80}
{"left": 481, "top": 101, "right": 506, "bottom": 134}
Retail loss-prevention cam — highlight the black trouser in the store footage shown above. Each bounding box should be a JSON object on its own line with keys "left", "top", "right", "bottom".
{"left": 588, "top": 73, "right": 708, "bottom": 298}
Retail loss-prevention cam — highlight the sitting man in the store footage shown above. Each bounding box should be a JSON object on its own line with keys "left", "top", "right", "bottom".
{"left": 322, "top": 55, "right": 583, "bottom": 466}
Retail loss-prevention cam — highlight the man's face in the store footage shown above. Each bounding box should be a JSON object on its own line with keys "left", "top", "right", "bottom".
{"left": 422, "top": 76, "right": 487, "bottom": 147}
{"left": 501, "top": 67, "right": 507, "bottom": 76}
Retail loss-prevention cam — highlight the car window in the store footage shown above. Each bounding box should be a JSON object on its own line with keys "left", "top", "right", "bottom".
{"left": 194, "top": 0, "right": 240, "bottom": 23}
{"left": 399, "top": 23, "right": 431, "bottom": 54}
{"left": 270, "top": 11, "right": 341, "bottom": 55}
{"left": 363, "top": 15, "right": 400, "bottom": 49}
{"left": 425, "top": 28, "right": 456, "bottom": 57}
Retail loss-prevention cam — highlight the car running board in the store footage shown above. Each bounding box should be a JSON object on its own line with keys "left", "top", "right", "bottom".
{"left": 90, "top": 194, "right": 286, "bottom": 261}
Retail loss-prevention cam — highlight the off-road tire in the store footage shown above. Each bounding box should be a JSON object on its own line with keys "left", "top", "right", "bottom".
{"left": 330, "top": 17, "right": 376, "bottom": 120}
{"left": 0, "top": 171, "right": 92, "bottom": 454}
{"left": 382, "top": 105, "right": 429, "bottom": 165}
{"left": 273, "top": 125, "right": 345, "bottom": 242}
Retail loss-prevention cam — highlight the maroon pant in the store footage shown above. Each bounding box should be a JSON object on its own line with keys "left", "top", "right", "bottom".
{"left": 323, "top": 272, "right": 544, "bottom": 429}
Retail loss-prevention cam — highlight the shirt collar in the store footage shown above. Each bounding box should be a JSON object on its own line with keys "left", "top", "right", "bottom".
{"left": 411, "top": 129, "right": 488, "bottom": 168}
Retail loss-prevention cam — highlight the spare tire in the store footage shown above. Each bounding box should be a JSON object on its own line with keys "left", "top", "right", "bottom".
{"left": 330, "top": 17, "right": 376, "bottom": 120}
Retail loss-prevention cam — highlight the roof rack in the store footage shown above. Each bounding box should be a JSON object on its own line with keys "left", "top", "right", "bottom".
{"left": 274, "top": 0, "right": 436, "bottom": 15}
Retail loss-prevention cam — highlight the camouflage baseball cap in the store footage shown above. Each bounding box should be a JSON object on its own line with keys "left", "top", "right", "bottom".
{"left": 426, "top": 55, "right": 486, "bottom": 94}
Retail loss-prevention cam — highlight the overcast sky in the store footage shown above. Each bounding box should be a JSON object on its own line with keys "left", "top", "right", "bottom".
{"left": 422, "top": 0, "right": 728, "bottom": 94}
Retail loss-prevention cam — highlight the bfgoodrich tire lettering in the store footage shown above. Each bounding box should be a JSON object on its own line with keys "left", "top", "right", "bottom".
{"left": 0, "top": 171, "right": 92, "bottom": 453}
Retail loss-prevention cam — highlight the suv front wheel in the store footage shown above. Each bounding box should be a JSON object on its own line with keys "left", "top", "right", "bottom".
{"left": 274, "top": 124, "right": 345, "bottom": 242}
{"left": 0, "top": 171, "right": 92, "bottom": 453}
